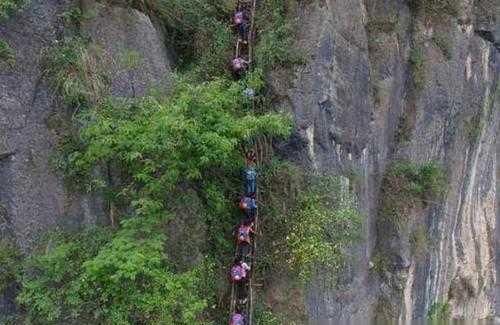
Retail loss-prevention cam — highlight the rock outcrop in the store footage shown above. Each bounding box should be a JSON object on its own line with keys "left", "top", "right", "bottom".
{"left": 0, "top": 0, "right": 497, "bottom": 323}
{"left": 273, "top": 0, "right": 499, "bottom": 322}
{"left": 0, "top": 0, "right": 172, "bottom": 252}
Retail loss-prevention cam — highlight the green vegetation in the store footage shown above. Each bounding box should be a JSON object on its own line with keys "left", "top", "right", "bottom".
{"left": 409, "top": 0, "right": 460, "bottom": 17}
{"left": 432, "top": 34, "right": 452, "bottom": 60}
{"left": 366, "top": 15, "right": 398, "bottom": 34}
{"left": 17, "top": 0, "right": 307, "bottom": 322}
{"left": 17, "top": 229, "right": 111, "bottom": 322}
{"left": 254, "top": 304, "right": 283, "bottom": 325}
{"left": 410, "top": 226, "right": 430, "bottom": 259}
{"left": 0, "top": 240, "right": 20, "bottom": 294}
{"left": 148, "top": 0, "right": 301, "bottom": 77}
{"left": 61, "top": 7, "right": 84, "bottom": 27}
{"left": 59, "top": 77, "right": 290, "bottom": 193}
{"left": 120, "top": 49, "right": 142, "bottom": 70}
{"left": 371, "top": 253, "right": 390, "bottom": 275}
{"left": 288, "top": 176, "right": 361, "bottom": 281}
{"left": 428, "top": 302, "right": 451, "bottom": 321}
{"left": 0, "top": 39, "right": 15, "bottom": 67}
{"left": 18, "top": 222, "right": 212, "bottom": 324}
{"left": 410, "top": 47, "right": 425, "bottom": 91}
{"left": 254, "top": 305, "right": 304, "bottom": 325}
{"left": 43, "top": 37, "right": 108, "bottom": 108}
{"left": 464, "top": 112, "right": 484, "bottom": 143}
{"left": 33, "top": 73, "right": 291, "bottom": 323}
{"left": 396, "top": 113, "right": 413, "bottom": 144}
{"left": 146, "top": 0, "right": 233, "bottom": 78}
{"left": 0, "top": 0, "right": 28, "bottom": 20}
{"left": 260, "top": 162, "right": 362, "bottom": 283}
{"left": 254, "top": 0, "right": 302, "bottom": 70}
{"left": 380, "top": 161, "right": 447, "bottom": 227}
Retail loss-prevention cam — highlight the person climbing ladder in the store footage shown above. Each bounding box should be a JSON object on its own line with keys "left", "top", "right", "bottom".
{"left": 228, "top": 0, "right": 260, "bottom": 324}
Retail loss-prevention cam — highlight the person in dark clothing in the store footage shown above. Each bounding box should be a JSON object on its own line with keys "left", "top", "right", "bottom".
{"left": 233, "top": 10, "right": 249, "bottom": 43}
{"left": 237, "top": 241, "right": 253, "bottom": 262}
{"left": 243, "top": 167, "right": 257, "bottom": 196}
{"left": 236, "top": 281, "right": 249, "bottom": 309}
{"left": 239, "top": 196, "right": 257, "bottom": 221}
{"left": 231, "top": 56, "right": 249, "bottom": 76}
{"left": 245, "top": 149, "right": 256, "bottom": 166}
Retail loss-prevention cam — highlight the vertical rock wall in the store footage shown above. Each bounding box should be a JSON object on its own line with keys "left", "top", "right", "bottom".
{"left": 0, "top": 0, "right": 172, "bottom": 252}
{"left": 272, "top": 0, "right": 499, "bottom": 322}
{"left": 0, "top": 0, "right": 83, "bottom": 252}
{"left": 0, "top": 0, "right": 497, "bottom": 322}
{"left": 0, "top": 0, "right": 173, "bottom": 318}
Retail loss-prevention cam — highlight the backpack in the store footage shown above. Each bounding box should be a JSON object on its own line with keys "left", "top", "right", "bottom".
{"left": 232, "top": 58, "right": 242, "bottom": 70}
{"left": 239, "top": 197, "right": 249, "bottom": 210}
{"left": 245, "top": 168, "right": 257, "bottom": 181}
{"left": 231, "top": 265, "right": 246, "bottom": 281}
{"left": 239, "top": 197, "right": 257, "bottom": 215}
{"left": 234, "top": 12, "right": 244, "bottom": 25}
{"left": 238, "top": 225, "right": 251, "bottom": 243}
{"left": 230, "top": 314, "right": 245, "bottom": 325}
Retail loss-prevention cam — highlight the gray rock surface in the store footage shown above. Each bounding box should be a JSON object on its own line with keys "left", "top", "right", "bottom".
{"left": 81, "top": 2, "right": 172, "bottom": 97}
{"left": 0, "top": 0, "right": 498, "bottom": 323}
{"left": 0, "top": 0, "right": 82, "bottom": 253}
{"left": 0, "top": 0, "right": 173, "bottom": 317}
{"left": 271, "top": 0, "right": 499, "bottom": 322}
{"left": 0, "top": 0, "right": 173, "bottom": 249}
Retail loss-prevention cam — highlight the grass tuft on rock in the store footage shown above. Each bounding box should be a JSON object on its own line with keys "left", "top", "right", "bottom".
{"left": 432, "top": 34, "right": 453, "bottom": 60}
{"left": 43, "top": 37, "right": 108, "bottom": 109}
{"left": 0, "top": 39, "right": 15, "bottom": 67}
{"left": 409, "top": 0, "right": 460, "bottom": 17}
{"left": 410, "top": 47, "right": 426, "bottom": 91}
{"left": 0, "top": 0, "right": 29, "bottom": 20}
{"left": 379, "top": 161, "right": 447, "bottom": 227}
{"left": 0, "top": 239, "right": 21, "bottom": 294}
{"left": 428, "top": 302, "right": 451, "bottom": 320}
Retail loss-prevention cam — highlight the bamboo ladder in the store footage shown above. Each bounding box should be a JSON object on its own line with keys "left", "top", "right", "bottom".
{"left": 228, "top": 0, "right": 259, "bottom": 324}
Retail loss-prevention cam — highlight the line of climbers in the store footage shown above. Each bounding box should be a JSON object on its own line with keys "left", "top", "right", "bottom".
{"left": 231, "top": 1, "right": 252, "bottom": 76}
{"left": 229, "top": 2, "right": 258, "bottom": 324}
{"left": 230, "top": 151, "right": 258, "bottom": 325}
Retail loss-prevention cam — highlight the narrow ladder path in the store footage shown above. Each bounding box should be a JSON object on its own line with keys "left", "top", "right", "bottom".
{"left": 228, "top": 0, "right": 260, "bottom": 324}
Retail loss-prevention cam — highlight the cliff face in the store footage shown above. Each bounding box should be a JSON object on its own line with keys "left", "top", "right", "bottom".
{"left": 0, "top": 0, "right": 171, "bottom": 253}
{"left": 0, "top": 0, "right": 498, "bottom": 323}
{"left": 272, "top": 0, "right": 498, "bottom": 322}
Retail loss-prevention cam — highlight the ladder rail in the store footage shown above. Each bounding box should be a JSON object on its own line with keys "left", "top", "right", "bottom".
{"left": 248, "top": 188, "right": 259, "bottom": 325}
{"left": 229, "top": 0, "right": 261, "bottom": 323}
{"left": 248, "top": 0, "right": 258, "bottom": 65}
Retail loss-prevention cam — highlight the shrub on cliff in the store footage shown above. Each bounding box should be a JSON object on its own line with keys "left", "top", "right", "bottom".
{"left": 23, "top": 74, "right": 291, "bottom": 323}
{"left": 259, "top": 162, "right": 362, "bottom": 283}
{"left": 17, "top": 221, "right": 211, "bottom": 324}
{"left": 62, "top": 76, "right": 291, "bottom": 196}
{"left": 0, "top": 240, "right": 20, "bottom": 294}
{"left": 0, "top": 39, "right": 15, "bottom": 67}
{"left": 0, "top": 0, "right": 29, "bottom": 20}
{"left": 380, "top": 161, "right": 447, "bottom": 227}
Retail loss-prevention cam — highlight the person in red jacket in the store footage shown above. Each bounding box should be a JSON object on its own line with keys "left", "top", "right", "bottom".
{"left": 235, "top": 221, "right": 254, "bottom": 245}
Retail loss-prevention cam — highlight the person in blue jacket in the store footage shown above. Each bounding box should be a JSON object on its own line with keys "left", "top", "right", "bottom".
{"left": 243, "top": 167, "right": 257, "bottom": 197}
